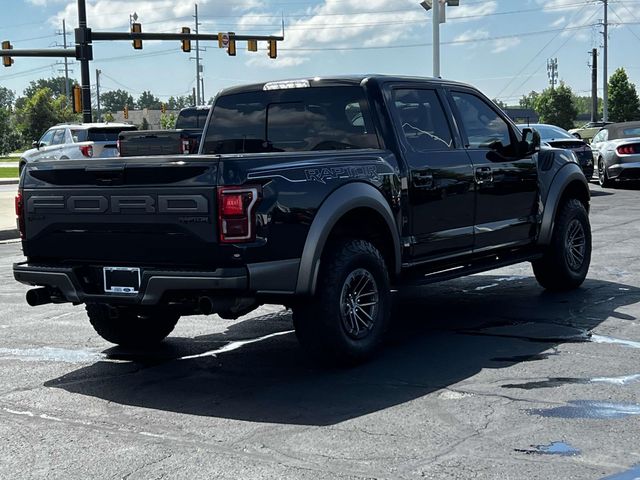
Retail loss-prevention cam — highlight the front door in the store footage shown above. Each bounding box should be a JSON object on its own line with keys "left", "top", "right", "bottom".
{"left": 448, "top": 90, "right": 538, "bottom": 252}
{"left": 390, "top": 87, "right": 475, "bottom": 259}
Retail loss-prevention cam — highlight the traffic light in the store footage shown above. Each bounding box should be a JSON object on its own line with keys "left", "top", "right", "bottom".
{"left": 72, "top": 85, "right": 82, "bottom": 114}
{"left": 181, "top": 27, "right": 191, "bottom": 52}
{"left": 268, "top": 40, "right": 277, "bottom": 59}
{"left": 123, "top": 104, "right": 129, "bottom": 120}
{"left": 2, "top": 41, "right": 13, "bottom": 67}
{"left": 247, "top": 40, "right": 257, "bottom": 52}
{"left": 161, "top": 103, "right": 166, "bottom": 114}
{"left": 131, "top": 22, "right": 142, "bottom": 50}
{"left": 227, "top": 33, "right": 236, "bottom": 56}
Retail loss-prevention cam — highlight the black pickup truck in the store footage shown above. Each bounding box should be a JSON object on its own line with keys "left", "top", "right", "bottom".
{"left": 117, "top": 106, "right": 209, "bottom": 157}
{"left": 14, "top": 75, "right": 591, "bottom": 363}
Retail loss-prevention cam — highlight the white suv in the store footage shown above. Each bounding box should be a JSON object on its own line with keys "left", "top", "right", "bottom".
{"left": 20, "top": 123, "right": 137, "bottom": 173}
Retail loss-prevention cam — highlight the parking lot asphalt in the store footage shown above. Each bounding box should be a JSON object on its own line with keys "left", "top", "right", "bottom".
{"left": 1, "top": 182, "right": 640, "bottom": 479}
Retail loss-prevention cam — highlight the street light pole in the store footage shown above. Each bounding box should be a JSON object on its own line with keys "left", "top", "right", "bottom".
{"left": 432, "top": 0, "right": 440, "bottom": 77}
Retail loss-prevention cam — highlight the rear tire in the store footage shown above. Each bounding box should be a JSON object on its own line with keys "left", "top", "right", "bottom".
{"left": 598, "top": 158, "right": 613, "bottom": 188}
{"left": 533, "top": 199, "right": 591, "bottom": 291}
{"left": 292, "top": 239, "right": 391, "bottom": 365}
{"left": 86, "top": 304, "right": 179, "bottom": 347}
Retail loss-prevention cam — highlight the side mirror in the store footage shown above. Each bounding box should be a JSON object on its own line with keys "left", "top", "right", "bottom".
{"left": 521, "top": 127, "right": 541, "bottom": 154}
{"left": 32, "top": 140, "right": 40, "bottom": 149}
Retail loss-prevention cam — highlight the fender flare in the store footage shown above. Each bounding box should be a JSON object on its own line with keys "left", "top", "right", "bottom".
{"left": 295, "top": 182, "right": 401, "bottom": 295}
{"left": 538, "top": 163, "right": 590, "bottom": 245}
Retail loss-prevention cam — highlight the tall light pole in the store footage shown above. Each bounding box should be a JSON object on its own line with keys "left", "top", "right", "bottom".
{"left": 420, "top": 0, "right": 459, "bottom": 78}
{"left": 601, "top": 0, "right": 608, "bottom": 121}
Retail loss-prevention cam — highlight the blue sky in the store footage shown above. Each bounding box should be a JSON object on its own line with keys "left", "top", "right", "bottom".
{"left": 2, "top": 0, "right": 639, "bottom": 106}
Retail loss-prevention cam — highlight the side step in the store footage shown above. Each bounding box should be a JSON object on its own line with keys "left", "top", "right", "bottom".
{"left": 397, "top": 251, "right": 543, "bottom": 287}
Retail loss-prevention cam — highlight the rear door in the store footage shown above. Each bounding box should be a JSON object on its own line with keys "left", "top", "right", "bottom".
{"left": 448, "top": 89, "right": 538, "bottom": 252}
{"left": 388, "top": 85, "right": 475, "bottom": 259}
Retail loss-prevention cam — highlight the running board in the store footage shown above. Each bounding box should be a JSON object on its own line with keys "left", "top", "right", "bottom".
{"left": 397, "top": 252, "right": 543, "bottom": 287}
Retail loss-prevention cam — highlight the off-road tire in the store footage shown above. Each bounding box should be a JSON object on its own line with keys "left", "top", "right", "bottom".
{"left": 86, "top": 304, "right": 179, "bottom": 347}
{"left": 598, "top": 158, "right": 613, "bottom": 188}
{"left": 533, "top": 199, "right": 591, "bottom": 291}
{"left": 292, "top": 239, "right": 391, "bottom": 364}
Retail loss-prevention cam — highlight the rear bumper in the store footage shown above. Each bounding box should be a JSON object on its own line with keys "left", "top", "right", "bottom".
{"left": 608, "top": 161, "right": 640, "bottom": 180}
{"left": 13, "top": 259, "right": 300, "bottom": 305}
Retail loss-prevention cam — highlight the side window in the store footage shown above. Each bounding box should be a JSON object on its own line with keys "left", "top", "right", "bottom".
{"left": 452, "top": 92, "right": 512, "bottom": 150}
{"left": 39, "top": 130, "right": 55, "bottom": 146}
{"left": 393, "top": 89, "right": 453, "bottom": 152}
{"left": 51, "top": 129, "right": 65, "bottom": 145}
{"left": 592, "top": 131, "right": 603, "bottom": 143}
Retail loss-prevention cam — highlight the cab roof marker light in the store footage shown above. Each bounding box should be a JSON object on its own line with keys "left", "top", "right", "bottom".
{"left": 263, "top": 80, "right": 310, "bottom": 91}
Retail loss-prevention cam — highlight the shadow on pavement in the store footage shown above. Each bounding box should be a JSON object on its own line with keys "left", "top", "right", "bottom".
{"left": 45, "top": 274, "right": 640, "bottom": 426}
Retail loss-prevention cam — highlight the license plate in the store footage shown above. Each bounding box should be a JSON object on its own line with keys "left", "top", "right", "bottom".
{"left": 103, "top": 267, "right": 140, "bottom": 294}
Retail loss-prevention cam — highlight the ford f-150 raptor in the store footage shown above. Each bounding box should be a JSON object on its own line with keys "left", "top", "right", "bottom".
{"left": 14, "top": 75, "right": 591, "bottom": 363}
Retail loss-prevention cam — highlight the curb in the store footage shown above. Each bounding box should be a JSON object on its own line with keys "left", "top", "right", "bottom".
{"left": 0, "top": 228, "right": 19, "bottom": 241}
{"left": 0, "top": 178, "right": 18, "bottom": 185}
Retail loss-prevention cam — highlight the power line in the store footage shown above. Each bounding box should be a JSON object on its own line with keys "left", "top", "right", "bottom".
{"left": 495, "top": 3, "right": 593, "bottom": 99}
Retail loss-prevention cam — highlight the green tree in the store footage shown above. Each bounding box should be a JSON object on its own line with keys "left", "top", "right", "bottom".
{"left": 23, "top": 76, "right": 73, "bottom": 100}
{"left": 160, "top": 112, "right": 176, "bottom": 129}
{"left": 101, "top": 89, "right": 134, "bottom": 113}
{"left": 519, "top": 91, "right": 539, "bottom": 110}
{"left": 534, "top": 83, "right": 578, "bottom": 130}
{"left": 0, "top": 108, "right": 21, "bottom": 154}
{"left": 573, "top": 94, "right": 602, "bottom": 118}
{"left": 136, "top": 91, "right": 161, "bottom": 110}
{"left": 492, "top": 98, "right": 507, "bottom": 109}
{"left": 608, "top": 68, "right": 640, "bottom": 122}
{"left": 15, "top": 87, "right": 78, "bottom": 144}
{"left": 103, "top": 111, "right": 115, "bottom": 122}
{"left": 167, "top": 95, "right": 192, "bottom": 110}
{"left": 0, "top": 87, "right": 15, "bottom": 111}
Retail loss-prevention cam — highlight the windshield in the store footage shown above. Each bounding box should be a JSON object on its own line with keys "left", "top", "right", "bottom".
{"left": 72, "top": 126, "right": 136, "bottom": 142}
{"left": 201, "top": 86, "right": 380, "bottom": 154}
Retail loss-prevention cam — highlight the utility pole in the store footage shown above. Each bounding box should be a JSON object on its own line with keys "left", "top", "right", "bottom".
{"left": 602, "top": 0, "right": 609, "bottom": 121}
{"left": 62, "top": 20, "right": 70, "bottom": 105}
{"left": 194, "top": 4, "right": 201, "bottom": 105}
{"left": 547, "top": 58, "right": 558, "bottom": 89}
{"left": 432, "top": 0, "right": 440, "bottom": 78}
{"left": 591, "top": 48, "right": 598, "bottom": 122}
{"left": 95, "top": 68, "right": 101, "bottom": 122}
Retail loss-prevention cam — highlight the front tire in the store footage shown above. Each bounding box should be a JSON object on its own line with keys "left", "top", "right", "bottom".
{"left": 292, "top": 239, "right": 391, "bottom": 364}
{"left": 598, "top": 158, "right": 613, "bottom": 188}
{"left": 533, "top": 199, "right": 591, "bottom": 291}
{"left": 86, "top": 304, "right": 179, "bottom": 347}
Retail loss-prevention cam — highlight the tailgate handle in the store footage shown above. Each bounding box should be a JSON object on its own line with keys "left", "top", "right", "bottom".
{"left": 85, "top": 166, "right": 124, "bottom": 184}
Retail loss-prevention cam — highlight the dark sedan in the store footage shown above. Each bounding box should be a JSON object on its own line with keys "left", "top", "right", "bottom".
{"left": 518, "top": 123, "right": 594, "bottom": 178}
{"left": 591, "top": 121, "right": 640, "bottom": 187}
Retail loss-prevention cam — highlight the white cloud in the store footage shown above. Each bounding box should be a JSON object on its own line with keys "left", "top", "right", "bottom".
{"left": 551, "top": 16, "right": 566, "bottom": 27}
{"left": 453, "top": 29, "right": 490, "bottom": 44}
{"left": 492, "top": 37, "right": 521, "bottom": 54}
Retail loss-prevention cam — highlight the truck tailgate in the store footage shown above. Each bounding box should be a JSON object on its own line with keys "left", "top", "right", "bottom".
{"left": 21, "top": 157, "right": 221, "bottom": 267}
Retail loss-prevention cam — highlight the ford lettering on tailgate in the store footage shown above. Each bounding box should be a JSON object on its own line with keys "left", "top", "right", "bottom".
{"left": 26, "top": 194, "right": 209, "bottom": 214}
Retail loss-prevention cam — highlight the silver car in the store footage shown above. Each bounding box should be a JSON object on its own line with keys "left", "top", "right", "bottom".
{"left": 592, "top": 121, "right": 640, "bottom": 188}
{"left": 20, "top": 123, "right": 137, "bottom": 173}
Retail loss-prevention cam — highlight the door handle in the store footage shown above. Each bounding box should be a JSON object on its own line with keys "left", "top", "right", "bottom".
{"left": 413, "top": 172, "right": 434, "bottom": 189}
{"left": 474, "top": 167, "right": 493, "bottom": 184}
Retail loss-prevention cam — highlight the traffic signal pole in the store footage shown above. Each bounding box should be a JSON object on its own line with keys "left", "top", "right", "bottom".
{"left": 77, "top": 0, "right": 93, "bottom": 123}
{"left": 1, "top": 0, "right": 284, "bottom": 123}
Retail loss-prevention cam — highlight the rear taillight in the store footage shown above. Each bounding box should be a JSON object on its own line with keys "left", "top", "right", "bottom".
{"left": 79, "top": 145, "right": 93, "bottom": 157}
{"left": 218, "top": 186, "right": 260, "bottom": 243}
{"left": 181, "top": 139, "right": 190, "bottom": 154}
{"left": 15, "top": 191, "right": 25, "bottom": 239}
{"left": 617, "top": 144, "right": 639, "bottom": 155}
